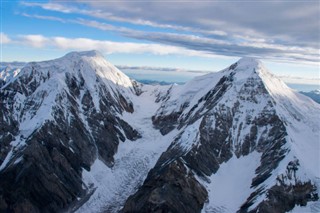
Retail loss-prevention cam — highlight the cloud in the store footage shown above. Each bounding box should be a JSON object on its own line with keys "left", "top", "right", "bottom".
{"left": 20, "top": 1, "right": 320, "bottom": 66}
{"left": 73, "top": 18, "right": 131, "bottom": 33}
{"left": 21, "top": 1, "right": 320, "bottom": 48}
{"left": 116, "top": 65, "right": 209, "bottom": 74}
{"left": 74, "top": 1, "right": 320, "bottom": 47}
{"left": 13, "top": 34, "right": 216, "bottom": 58}
{"left": 19, "top": 35, "right": 50, "bottom": 48}
{"left": 21, "top": 2, "right": 74, "bottom": 14}
{"left": 20, "top": 12, "right": 316, "bottom": 65}
{"left": 74, "top": 19, "right": 319, "bottom": 65}
{"left": 20, "top": 13, "right": 66, "bottom": 23}
{"left": 278, "top": 75, "right": 320, "bottom": 85}
{"left": 52, "top": 36, "right": 225, "bottom": 59}
{"left": 0, "top": 33, "right": 11, "bottom": 44}
{"left": 21, "top": 2, "right": 227, "bottom": 37}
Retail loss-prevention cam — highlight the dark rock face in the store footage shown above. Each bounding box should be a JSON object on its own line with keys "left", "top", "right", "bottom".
{"left": 0, "top": 132, "right": 83, "bottom": 213}
{"left": 242, "top": 181, "right": 319, "bottom": 213}
{"left": 152, "top": 112, "right": 182, "bottom": 135}
{"left": 183, "top": 110, "right": 234, "bottom": 177}
{"left": 240, "top": 159, "right": 319, "bottom": 213}
{"left": 0, "top": 60, "right": 140, "bottom": 212}
{"left": 131, "top": 80, "right": 143, "bottom": 96}
{"left": 0, "top": 79, "right": 4, "bottom": 88}
{"left": 122, "top": 159, "right": 207, "bottom": 213}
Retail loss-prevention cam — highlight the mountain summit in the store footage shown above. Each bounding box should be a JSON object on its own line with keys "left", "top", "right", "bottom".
{"left": 0, "top": 51, "right": 319, "bottom": 213}
{"left": 65, "top": 50, "right": 104, "bottom": 58}
{"left": 126, "top": 56, "right": 320, "bottom": 213}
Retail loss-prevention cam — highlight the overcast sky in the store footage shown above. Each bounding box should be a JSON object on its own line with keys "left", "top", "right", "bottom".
{"left": 1, "top": 0, "right": 319, "bottom": 84}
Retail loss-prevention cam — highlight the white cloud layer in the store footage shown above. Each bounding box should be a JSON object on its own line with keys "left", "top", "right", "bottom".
{"left": 19, "top": 35, "right": 50, "bottom": 48}
{"left": 2, "top": 33, "right": 216, "bottom": 58}
{"left": 278, "top": 76, "right": 320, "bottom": 86}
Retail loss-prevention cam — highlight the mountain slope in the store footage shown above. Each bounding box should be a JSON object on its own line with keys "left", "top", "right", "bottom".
{"left": 123, "top": 58, "right": 320, "bottom": 213}
{"left": 0, "top": 51, "right": 141, "bottom": 212}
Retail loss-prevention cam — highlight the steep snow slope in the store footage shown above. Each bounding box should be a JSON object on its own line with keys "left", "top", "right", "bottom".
{"left": 203, "top": 152, "right": 261, "bottom": 213}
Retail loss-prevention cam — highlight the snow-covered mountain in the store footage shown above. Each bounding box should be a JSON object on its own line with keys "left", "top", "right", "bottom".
{"left": 300, "top": 89, "right": 320, "bottom": 104}
{"left": 124, "top": 57, "right": 320, "bottom": 213}
{"left": 0, "top": 52, "right": 319, "bottom": 213}
{"left": 0, "top": 51, "right": 141, "bottom": 212}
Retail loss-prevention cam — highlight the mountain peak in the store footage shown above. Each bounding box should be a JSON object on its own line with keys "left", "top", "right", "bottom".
{"left": 237, "top": 56, "right": 259, "bottom": 63}
{"left": 235, "top": 56, "right": 261, "bottom": 68}
{"left": 225, "top": 57, "right": 262, "bottom": 74}
{"left": 225, "top": 57, "right": 264, "bottom": 78}
{"left": 63, "top": 50, "right": 104, "bottom": 59}
{"left": 22, "top": 50, "right": 134, "bottom": 92}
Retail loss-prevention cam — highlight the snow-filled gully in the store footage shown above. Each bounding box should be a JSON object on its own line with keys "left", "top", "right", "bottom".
{"left": 77, "top": 85, "right": 177, "bottom": 213}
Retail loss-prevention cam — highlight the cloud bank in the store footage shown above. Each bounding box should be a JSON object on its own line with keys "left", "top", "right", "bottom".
{"left": 2, "top": 33, "right": 215, "bottom": 58}
{"left": 20, "top": 1, "right": 320, "bottom": 65}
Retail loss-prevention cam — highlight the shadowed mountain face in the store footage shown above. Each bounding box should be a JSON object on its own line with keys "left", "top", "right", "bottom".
{"left": 0, "top": 52, "right": 319, "bottom": 213}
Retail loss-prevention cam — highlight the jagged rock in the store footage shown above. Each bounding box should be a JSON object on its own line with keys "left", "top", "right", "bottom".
{"left": 243, "top": 181, "right": 319, "bottom": 213}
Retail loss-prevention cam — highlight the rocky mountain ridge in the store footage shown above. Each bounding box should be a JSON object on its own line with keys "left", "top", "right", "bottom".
{"left": 0, "top": 51, "right": 319, "bottom": 213}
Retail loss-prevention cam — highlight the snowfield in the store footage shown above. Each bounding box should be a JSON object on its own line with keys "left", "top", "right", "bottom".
{"left": 201, "top": 152, "right": 262, "bottom": 213}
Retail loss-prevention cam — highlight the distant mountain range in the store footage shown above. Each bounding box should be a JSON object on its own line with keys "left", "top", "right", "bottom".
{"left": 0, "top": 51, "right": 319, "bottom": 213}
{"left": 300, "top": 90, "right": 320, "bottom": 104}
